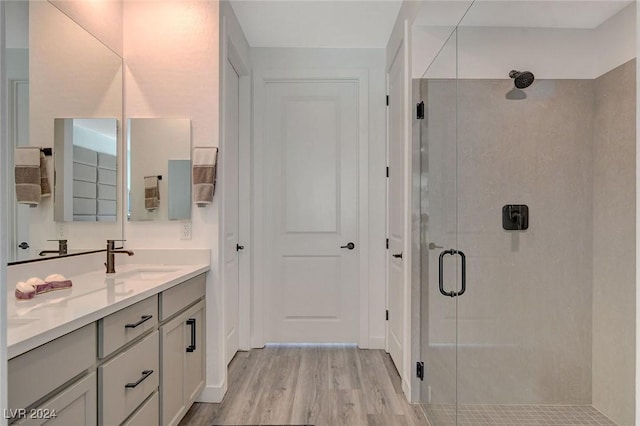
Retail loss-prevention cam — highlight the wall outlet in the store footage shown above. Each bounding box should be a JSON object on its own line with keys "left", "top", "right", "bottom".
{"left": 180, "top": 221, "right": 192, "bottom": 240}
{"left": 428, "top": 385, "right": 432, "bottom": 404}
{"left": 56, "top": 222, "right": 67, "bottom": 239}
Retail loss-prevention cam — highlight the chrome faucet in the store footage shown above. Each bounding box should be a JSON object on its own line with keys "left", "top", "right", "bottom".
{"left": 39, "top": 239, "right": 68, "bottom": 256}
{"left": 105, "top": 240, "right": 134, "bottom": 274}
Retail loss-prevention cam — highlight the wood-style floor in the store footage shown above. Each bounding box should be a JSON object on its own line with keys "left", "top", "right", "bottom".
{"left": 179, "top": 345, "right": 429, "bottom": 426}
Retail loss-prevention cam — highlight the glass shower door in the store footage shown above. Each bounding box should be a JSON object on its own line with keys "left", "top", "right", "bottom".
{"left": 419, "top": 27, "right": 461, "bottom": 426}
{"left": 419, "top": 2, "right": 636, "bottom": 424}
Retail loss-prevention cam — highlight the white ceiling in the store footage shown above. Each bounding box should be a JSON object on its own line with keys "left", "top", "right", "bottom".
{"left": 414, "top": 0, "right": 634, "bottom": 29}
{"left": 230, "top": 0, "right": 403, "bottom": 48}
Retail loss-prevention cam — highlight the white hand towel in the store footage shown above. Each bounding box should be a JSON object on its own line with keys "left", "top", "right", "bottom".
{"left": 192, "top": 147, "right": 218, "bottom": 206}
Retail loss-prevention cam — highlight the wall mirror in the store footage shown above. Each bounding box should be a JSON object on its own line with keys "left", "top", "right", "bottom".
{"left": 127, "top": 118, "right": 192, "bottom": 221}
{"left": 5, "top": 1, "right": 123, "bottom": 263}
{"left": 54, "top": 118, "right": 118, "bottom": 222}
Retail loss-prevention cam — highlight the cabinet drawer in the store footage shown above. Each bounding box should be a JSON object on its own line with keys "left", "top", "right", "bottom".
{"left": 98, "top": 295, "right": 158, "bottom": 358}
{"left": 9, "top": 324, "right": 96, "bottom": 411}
{"left": 122, "top": 392, "right": 158, "bottom": 426}
{"left": 99, "top": 331, "right": 159, "bottom": 426}
{"left": 14, "top": 372, "right": 97, "bottom": 426}
{"left": 160, "top": 274, "right": 205, "bottom": 321}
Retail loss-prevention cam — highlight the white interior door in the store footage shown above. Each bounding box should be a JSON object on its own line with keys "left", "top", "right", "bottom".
{"left": 264, "top": 80, "right": 359, "bottom": 343}
{"left": 223, "top": 58, "right": 240, "bottom": 364}
{"left": 387, "top": 49, "right": 405, "bottom": 375}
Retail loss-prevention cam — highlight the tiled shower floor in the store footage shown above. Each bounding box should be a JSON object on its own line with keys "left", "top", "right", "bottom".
{"left": 424, "top": 404, "right": 616, "bottom": 425}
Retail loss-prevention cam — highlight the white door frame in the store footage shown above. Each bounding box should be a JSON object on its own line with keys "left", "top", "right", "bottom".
{"left": 219, "top": 17, "right": 251, "bottom": 353}
{"left": 252, "top": 68, "right": 370, "bottom": 348}
{"left": 8, "top": 79, "right": 29, "bottom": 262}
{"left": 386, "top": 19, "right": 414, "bottom": 400}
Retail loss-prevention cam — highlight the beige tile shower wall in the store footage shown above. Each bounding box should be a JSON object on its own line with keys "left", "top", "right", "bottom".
{"left": 592, "top": 59, "right": 636, "bottom": 426}
{"left": 425, "top": 78, "right": 595, "bottom": 405}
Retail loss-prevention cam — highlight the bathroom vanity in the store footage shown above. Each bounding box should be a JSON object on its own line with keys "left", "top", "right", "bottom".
{"left": 6, "top": 261, "right": 208, "bottom": 426}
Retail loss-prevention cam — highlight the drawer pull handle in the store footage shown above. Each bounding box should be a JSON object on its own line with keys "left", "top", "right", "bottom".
{"left": 125, "top": 315, "right": 153, "bottom": 329}
{"left": 186, "top": 318, "right": 196, "bottom": 352}
{"left": 125, "top": 370, "right": 153, "bottom": 389}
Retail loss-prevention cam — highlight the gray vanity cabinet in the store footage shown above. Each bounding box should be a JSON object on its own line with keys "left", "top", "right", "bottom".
{"left": 7, "top": 273, "right": 206, "bottom": 426}
{"left": 159, "top": 275, "right": 206, "bottom": 426}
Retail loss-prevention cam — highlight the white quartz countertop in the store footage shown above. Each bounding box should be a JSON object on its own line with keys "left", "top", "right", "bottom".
{"left": 7, "top": 263, "right": 209, "bottom": 359}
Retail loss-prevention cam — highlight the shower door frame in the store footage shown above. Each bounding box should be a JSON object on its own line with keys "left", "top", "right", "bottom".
{"left": 418, "top": 25, "right": 464, "bottom": 426}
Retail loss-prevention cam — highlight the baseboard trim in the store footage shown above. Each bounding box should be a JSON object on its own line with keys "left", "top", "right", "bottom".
{"left": 196, "top": 380, "right": 227, "bottom": 403}
{"left": 369, "top": 336, "right": 386, "bottom": 349}
{"left": 402, "top": 376, "right": 411, "bottom": 402}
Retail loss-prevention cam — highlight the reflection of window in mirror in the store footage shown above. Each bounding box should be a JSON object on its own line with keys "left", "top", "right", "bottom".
{"left": 54, "top": 118, "right": 118, "bottom": 222}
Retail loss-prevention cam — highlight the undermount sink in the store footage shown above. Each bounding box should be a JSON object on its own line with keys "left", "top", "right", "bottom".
{"left": 8, "top": 317, "right": 39, "bottom": 329}
{"left": 109, "top": 267, "right": 180, "bottom": 281}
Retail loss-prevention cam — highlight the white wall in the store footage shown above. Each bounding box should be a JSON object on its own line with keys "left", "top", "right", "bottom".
{"left": 221, "top": 2, "right": 250, "bottom": 65}
{"left": 412, "top": 3, "right": 636, "bottom": 79}
{"left": 123, "top": 0, "right": 224, "bottom": 402}
{"left": 387, "top": 0, "right": 421, "bottom": 68}
{"left": 250, "top": 48, "right": 388, "bottom": 350}
{"left": 50, "top": 0, "right": 123, "bottom": 56}
{"left": 5, "top": 0, "right": 28, "bottom": 49}
{"left": 594, "top": 2, "right": 637, "bottom": 78}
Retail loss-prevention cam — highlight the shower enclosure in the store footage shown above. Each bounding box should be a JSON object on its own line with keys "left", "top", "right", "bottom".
{"left": 416, "top": 2, "right": 636, "bottom": 425}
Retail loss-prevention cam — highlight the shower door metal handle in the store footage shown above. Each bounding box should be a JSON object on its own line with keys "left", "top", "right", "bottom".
{"left": 457, "top": 250, "right": 466, "bottom": 296}
{"left": 438, "top": 250, "right": 456, "bottom": 297}
{"left": 438, "top": 249, "right": 467, "bottom": 297}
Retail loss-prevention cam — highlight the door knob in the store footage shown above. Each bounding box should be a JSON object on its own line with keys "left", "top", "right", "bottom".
{"left": 340, "top": 242, "right": 355, "bottom": 250}
{"left": 18, "top": 242, "right": 29, "bottom": 250}
{"left": 236, "top": 244, "right": 245, "bottom": 251}
{"left": 428, "top": 242, "right": 443, "bottom": 250}
{"left": 392, "top": 252, "right": 403, "bottom": 259}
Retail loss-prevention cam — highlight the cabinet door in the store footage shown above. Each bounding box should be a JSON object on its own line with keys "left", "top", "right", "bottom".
{"left": 160, "top": 300, "right": 206, "bottom": 426}
{"left": 15, "top": 372, "right": 97, "bottom": 426}
{"left": 160, "top": 313, "right": 186, "bottom": 426}
{"left": 184, "top": 301, "right": 205, "bottom": 405}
